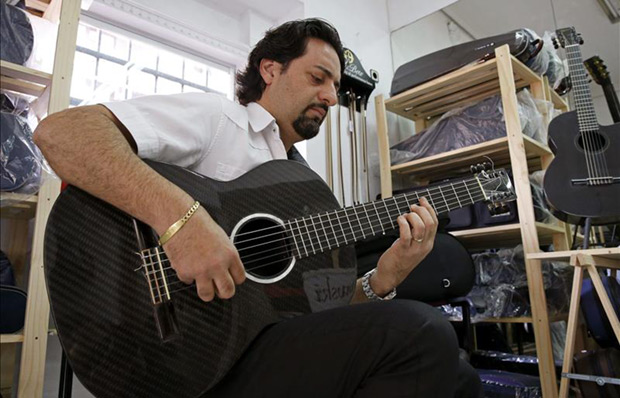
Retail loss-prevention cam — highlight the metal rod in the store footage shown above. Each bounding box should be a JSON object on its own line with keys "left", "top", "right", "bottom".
{"left": 360, "top": 97, "right": 370, "bottom": 203}
{"left": 348, "top": 91, "right": 358, "bottom": 204}
{"left": 336, "top": 98, "right": 345, "bottom": 205}
{"left": 325, "top": 107, "right": 333, "bottom": 191}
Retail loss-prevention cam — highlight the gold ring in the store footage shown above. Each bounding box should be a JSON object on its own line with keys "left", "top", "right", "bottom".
{"left": 414, "top": 238, "right": 424, "bottom": 243}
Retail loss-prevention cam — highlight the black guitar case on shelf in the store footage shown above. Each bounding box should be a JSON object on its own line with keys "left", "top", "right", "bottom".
{"left": 580, "top": 275, "right": 620, "bottom": 349}
{"left": 390, "top": 29, "right": 541, "bottom": 96}
{"left": 355, "top": 232, "right": 475, "bottom": 303}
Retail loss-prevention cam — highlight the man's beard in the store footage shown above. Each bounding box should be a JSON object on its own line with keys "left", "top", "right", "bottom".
{"left": 292, "top": 104, "right": 327, "bottom": 140}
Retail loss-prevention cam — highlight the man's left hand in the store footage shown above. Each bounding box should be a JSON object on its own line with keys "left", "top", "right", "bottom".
{"left": 371, "top": 197, "right": 438, "bottom": 296}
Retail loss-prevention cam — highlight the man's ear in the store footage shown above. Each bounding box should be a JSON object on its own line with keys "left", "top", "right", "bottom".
{"left": 259, "top": 59, "right": 281, "bottom": 86}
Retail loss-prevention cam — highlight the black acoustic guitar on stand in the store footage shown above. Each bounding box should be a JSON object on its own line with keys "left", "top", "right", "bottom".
{"left": 543, "top": 27, "right": 620, "bottom": 226}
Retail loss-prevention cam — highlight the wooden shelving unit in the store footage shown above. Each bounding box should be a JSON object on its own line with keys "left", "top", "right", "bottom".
{"left": 375, "top": 45, "right": 570, "bottom": 398}
{"left": 0, "top": 1, "right": 81, "bottom": 397}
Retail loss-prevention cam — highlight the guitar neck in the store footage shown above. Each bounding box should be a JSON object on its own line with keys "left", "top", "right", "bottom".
{"left": 565, "top": 44, "right": 599, "bottom": 130}
{"left": 286, "top": 177, "right": 485, "bottom": 258}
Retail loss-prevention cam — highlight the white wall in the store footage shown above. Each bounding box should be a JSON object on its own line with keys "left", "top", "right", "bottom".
{"left": 390, "top": 11, "right": 473, "bottom": 141}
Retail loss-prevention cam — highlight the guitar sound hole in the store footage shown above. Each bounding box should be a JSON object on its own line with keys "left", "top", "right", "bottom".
{"left": 232, "top": 216, "right": 293, "bottom": 283}
{"left": 577, "top": 132, "right": 607, "bottom": 152}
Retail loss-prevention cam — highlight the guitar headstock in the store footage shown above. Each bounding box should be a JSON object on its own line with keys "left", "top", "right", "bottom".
{"left": 584, "top": 56, "right": 610, "bottom": 85}
{"left": 475, "top": 168, "right": 517, "bottom": 215}
{"left": 555, "top": 27, "right": 583, "bottom": 48}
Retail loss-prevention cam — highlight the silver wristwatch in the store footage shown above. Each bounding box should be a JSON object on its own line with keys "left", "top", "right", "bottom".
{"left": 362, "top": 268, "right": 397, "bottom": 301}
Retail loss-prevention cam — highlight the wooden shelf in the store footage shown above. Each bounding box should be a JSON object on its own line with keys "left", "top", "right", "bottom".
{"left": 0, "top": 60, "right": 52, "bottom": 98}
{"left": 477, "top": 313, "right": 568, "bottom": 324}
{"left": 385, "top": 56, "right": 544, "bottom": 120}
{"left": 391, "top": 135, "right": 551, "bottom": 181}
{"left": 0, "top": 332, "right": 25, "bottom": 344}
{"left": 450, "top": 222, "right": 564, "bottom": 249}
{"left": 0, "top": 193, "right": 39, "bottom": 219}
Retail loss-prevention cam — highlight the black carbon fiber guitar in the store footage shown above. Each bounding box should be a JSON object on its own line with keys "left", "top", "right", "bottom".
{"left": 44, "top": 159, "right": 514, "bottom": 398}
{"left": 544, "top": 28, "right": 620, "bottom": 225}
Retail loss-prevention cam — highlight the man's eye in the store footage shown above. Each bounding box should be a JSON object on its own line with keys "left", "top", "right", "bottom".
{"left": 311, "top": 75, "right": 323, "bottom": 83}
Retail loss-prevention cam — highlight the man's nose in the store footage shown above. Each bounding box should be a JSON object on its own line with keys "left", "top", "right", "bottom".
{"left": 319, "top": 84, "right": 338, "bottom": 107}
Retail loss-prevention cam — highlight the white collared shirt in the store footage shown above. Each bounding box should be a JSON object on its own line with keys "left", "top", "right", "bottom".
{"left": 104, "top": 93, "right": 288, "bottom": 181}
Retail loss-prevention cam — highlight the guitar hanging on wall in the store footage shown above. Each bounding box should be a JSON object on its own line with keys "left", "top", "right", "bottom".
{"left": 543, "top": 27, "right": 620, "bottom": 226}
{"left": 44, "top": 159, "right": 514, "bottom": 398}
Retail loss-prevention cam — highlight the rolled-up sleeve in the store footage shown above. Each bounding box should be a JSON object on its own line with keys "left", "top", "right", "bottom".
{"left": 103, "top": 92, "right": 224, "bottom": 168}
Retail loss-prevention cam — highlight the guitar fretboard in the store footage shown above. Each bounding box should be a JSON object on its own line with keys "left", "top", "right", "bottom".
{"left": 565, "top": 44, "right": 599, "bottom": 133}
{"left": 286, "top": 178, "right": 484, "bottom": 258}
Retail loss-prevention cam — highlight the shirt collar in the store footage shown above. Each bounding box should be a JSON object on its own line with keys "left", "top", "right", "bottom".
{"left": 247, "top": 102, "right": 277, "bottom": 133}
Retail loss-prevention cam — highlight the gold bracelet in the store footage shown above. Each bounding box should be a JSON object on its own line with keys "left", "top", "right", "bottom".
{"left": 158, "top": 201, "right": 201, "bottom": 246}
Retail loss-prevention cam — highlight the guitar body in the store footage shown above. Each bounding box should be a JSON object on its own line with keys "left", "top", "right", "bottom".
{"left": 544, "top": 111, "right": 620, "bottom": 225}
{"left": 44, "top": 160, "right": 356, "bottom": 398}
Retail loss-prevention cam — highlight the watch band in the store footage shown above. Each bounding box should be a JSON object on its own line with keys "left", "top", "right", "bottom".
{"left": 362, "top": 268, "right": 397, "bottom": 301}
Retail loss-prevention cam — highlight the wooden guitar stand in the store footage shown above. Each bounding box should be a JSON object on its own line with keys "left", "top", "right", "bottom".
{"left": 528, "top": 246, "right": 620, "bottom": 398}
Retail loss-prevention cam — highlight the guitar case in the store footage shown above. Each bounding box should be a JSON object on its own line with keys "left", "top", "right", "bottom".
{"left": 390, "top": 29, "right": 541, "bottom": 96}
{"left": 355, "top": 231, "right": 475, "bottom": 303}
{"left": 477, "top": 369, "right": 542, "bottom": 398}
{"left": 580, "top": 275, "right": 620, "bottom": 349}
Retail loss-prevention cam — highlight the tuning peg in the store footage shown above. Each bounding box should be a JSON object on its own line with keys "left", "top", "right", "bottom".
{"left": 578, "top": 35, "right": 584, "bottom": 45}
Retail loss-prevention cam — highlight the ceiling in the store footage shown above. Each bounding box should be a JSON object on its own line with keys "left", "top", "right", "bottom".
{"left": 196, "top": 0, "right": 298, "bottom": 21}
{"left": 443, "top": 0, "right": 620, "bottom": 101}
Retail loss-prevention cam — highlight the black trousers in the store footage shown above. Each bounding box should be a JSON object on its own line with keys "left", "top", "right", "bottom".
{"left": 205, "top": 300, "right": 483, "bottom": 398}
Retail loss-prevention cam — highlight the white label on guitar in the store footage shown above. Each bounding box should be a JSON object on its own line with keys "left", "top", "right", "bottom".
{"left": 302, "top": 268, "right": 356, "bottom": 313}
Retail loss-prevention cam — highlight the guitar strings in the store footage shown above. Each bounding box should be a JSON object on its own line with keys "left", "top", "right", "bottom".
{"left": 567, "top": 45, "right": 610, "bottom": 182}
{"left": 141, "top": 192, "right": 488, "bottom": 294}
{"left": 212, "top": 177, "right": 484, "bottom": 246}
{"left": 142, "top": 189, "right": 488, "bottom": 290}
{"left": 141, "top": 183, "right": 484, "bottom": 268}
{"left": 141, "top": 188, "right": 487, "bottom": 274}
{"left": 567, "top": 45, "right": 600, "bottom": 181}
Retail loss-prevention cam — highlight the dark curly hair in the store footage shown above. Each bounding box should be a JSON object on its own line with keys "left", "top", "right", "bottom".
{"left": 236, "top": 18, "right": 345, "bottom": 106}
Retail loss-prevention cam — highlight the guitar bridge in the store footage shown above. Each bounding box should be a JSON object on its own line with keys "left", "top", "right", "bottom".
{"left": 134, "top": 220, "right": 181, "bottom": 342}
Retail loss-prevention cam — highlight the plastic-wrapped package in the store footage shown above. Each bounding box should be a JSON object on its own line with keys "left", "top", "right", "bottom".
{"left": 390, "top": 89, "right": 550, "bottom": 165}
{"left": 0, "top": 93, "right": 50, "bottom": 197}
{"left": 523, "top": 29, "right": 548, "bottom": 77}
{"left": 463, "top": 246, "right": 572, "bottom": 321}
{"left": 0, "top": 2, "right": 34, "bottom": 65}
{"left": 530, "top": 171, "right": 557, "bottom": 225}
{"left": 542, "top": 31, "right": 567, "bottom": 90}
{"left": 23, "top": 8, "right": 59, "bottom": 74}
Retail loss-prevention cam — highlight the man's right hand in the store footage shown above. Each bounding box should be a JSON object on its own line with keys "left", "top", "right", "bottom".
{"left": 161, "top": 208, "right": 246, "bottom": 302}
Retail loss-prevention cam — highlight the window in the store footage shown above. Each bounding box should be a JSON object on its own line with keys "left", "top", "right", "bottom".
{"left": 70, "top": 21, "right": 235, "bottom": 106}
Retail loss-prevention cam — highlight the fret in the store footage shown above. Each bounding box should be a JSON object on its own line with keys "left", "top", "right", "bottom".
{"left": 403, "top": 193, "right": 412, "bottom": 209}
{"left": 425, "top": 190, "right": 438, "bottom": 213}
{"left": 437, "top": 185, "right": 449, "bottom": 213}
{"left": 308, "top": 215, "right": 324, "bottom": 253}
{"left": 324, "top": 212, "right": 339, "bottom": 248}
{"left": 341, "top": 207, "right": 356, "bottom": 242}
{"left": 351, "top": 205, "right": 366, "bottom": 239}
{"left": 462, "top": 180, "right": 475, "bottom": 204}
{"left": 391, "top": 196, "right": 401, "bottom": 217}
{"left": 371, "top": 201, "right": 386, "bottom": 235}
{"left": 301, "top": 217, "right": 317, "bottom": 255}
{"left": 334, "top": 209, "right": 349, "bottom": 245}
{"left": 451, "top": 184, "right": 462, "bottom": 207}
{"left": 382, "top": 199, "right": 396, "bottom": 229}
{"left": 316, "top": 213, "right": 332, "bottom": 250}
{"left": 287, "top": 221, "right": 301, "bottom": 258}
{"left": 294, "top": 218, "right": 309, "bottom": 257}
{"left": 361, "top": 203, "right": 376, "bottom": 236}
